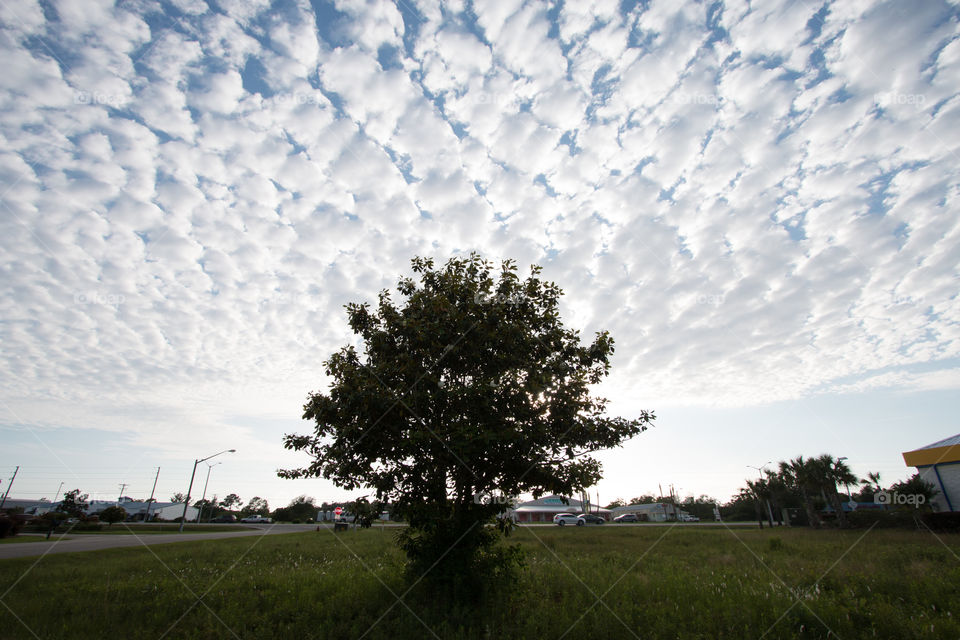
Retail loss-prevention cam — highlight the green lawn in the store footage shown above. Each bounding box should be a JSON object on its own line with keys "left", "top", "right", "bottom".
{"left": 66, "top": 524, "right": 259, "bottom": 534}
{"left": 0, "top": 536, "right": 49, "bottom": 544}
{"left": 19, "top": 524, "right": 257, "bottom": 536}
{"left": 0, "top": 526, "right": 957, "bottom": 639}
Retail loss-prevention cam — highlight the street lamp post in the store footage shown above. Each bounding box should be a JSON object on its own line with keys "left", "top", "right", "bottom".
{"left": 179, "top": 449, "right": 235, "bottom": 532}
{"left": 196, "top": 461, "right": 222, "bottom": 523}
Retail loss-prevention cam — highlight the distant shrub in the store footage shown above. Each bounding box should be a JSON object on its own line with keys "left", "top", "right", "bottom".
{"left": 848, "top": 510, "right": 930, "bottom": 530}
{"left": 767, "top": 537, "right": 784, "bottom": 551}
{"left": 0, "top": 512, "right": 25, "bottom": 538}
{"left": 922, "top": 512, "right": 960, "bottom": 532}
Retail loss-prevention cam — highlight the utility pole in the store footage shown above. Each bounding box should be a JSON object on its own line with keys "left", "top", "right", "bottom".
{"left": 118, "top": 483, "right": 128, "bottom": 502}
{"left": 0, "top": 466, "right": 19, "bottom": 509}
{"left": 144, "top": 468, "right": 159, "bottom": 522}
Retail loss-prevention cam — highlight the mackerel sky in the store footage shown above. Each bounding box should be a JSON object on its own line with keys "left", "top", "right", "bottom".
{"left": 1, "top": 0, "right": 958, "bottom": 508}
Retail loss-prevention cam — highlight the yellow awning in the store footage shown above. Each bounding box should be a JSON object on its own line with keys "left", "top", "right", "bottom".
{"left": 902, "top": 443, "right": 960, "bottom": 467}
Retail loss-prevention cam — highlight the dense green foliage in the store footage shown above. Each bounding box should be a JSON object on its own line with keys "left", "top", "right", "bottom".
{"left": 281, "top": 254, "right": 654, "bottom": 588}
{"left": 58, "top": 489, "right": 88, "bottom": 518}
{"left": 271, "top": 496, "right": 317, "bottom": 523}
{"left": 98, "top": 506, "right": 127, "bottom": 526}
{"left": 240, "top": 497, "right": 269, "bottom": 517}
{"left": 0, "top": 528, "right": 957, "bottom": 638}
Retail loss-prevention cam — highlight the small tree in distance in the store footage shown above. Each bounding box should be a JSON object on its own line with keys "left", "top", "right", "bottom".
{"left": 220, "top": 493, "right": 242, "bottom": 511}
{"left": 241, "top": 497, "right": 269, "bottom": 517}
{"left": 59, "top": 489, "right": 88, "bottom": 519}
{"left": 170, "top": 493, "right": 186, "bottom": 503}
{"left": 280, "top": 254, "right": 654, "bottom": 594}
{"left": 99, "top": 505, "right": 127, "bottom": 526}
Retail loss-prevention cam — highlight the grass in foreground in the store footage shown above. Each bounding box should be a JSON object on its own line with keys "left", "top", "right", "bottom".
{"left": 0, "top": 537, "right": 49, "bottom": 544}
{"left": 66, "top": 524, "right": 259, "bottom": 534}
{"left": 0, "top": 526, "right": 957, "bottom": 639}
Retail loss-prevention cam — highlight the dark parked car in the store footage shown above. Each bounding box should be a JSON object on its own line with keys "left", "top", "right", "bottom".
{"left": 578, "top": 513, "right": 605, "bottom": 525}
{"left": 614, "top": 513, "right": 639, "bottom": 523}
{"left": 211, "top": 514, "right": 236, "bottom": 523}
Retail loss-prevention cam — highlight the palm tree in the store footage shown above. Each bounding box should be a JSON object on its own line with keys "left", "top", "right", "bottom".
{"left": 780, "top": 457, "right": 823, "bottom": 529}
{"left": 745, "top": 478, "right": 774, "bottom": 528}
{"left": 817, "top": 454, "right": 856, "bottom": 528}
{"left": 861, "top": 471, "right": 882, "bottom": 494}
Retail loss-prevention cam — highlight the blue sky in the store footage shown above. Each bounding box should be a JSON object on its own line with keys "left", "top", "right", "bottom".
{"left": 1, "top": 0, "right": 958, "bottom": 509}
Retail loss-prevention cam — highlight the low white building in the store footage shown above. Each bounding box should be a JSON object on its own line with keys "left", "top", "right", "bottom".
{"left": 609, "top": 502, "right": 692, "bottom": 522}
{"left": 509, "top": 495, "right": 612, "bottom": 523}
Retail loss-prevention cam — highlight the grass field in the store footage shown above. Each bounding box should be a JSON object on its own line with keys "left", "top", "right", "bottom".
{"left": 18, "top": 524, "right": 258, "bottom": 536}
{"left": 64, "top": 524, "right": 259, "bottom": 535}
{"left": 0, "top": 525, "right": 957, "bottom": 639}
{"left": 0, "top": 537, "right": 48, "bottom": 545}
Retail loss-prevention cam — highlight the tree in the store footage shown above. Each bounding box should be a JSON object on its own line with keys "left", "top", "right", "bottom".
{"left": 889, "top": 473, "right": 938, "bottom": 508}
{"left": 170, "top": 492, "right": 186, "bottom": 503}
{"left": 779, "top": 457, "right": 823, "bottom": 528}
{"left": 351, "top": 496, "right": 381, "bottom": 528}
{"left": 59, "top": 489, "right": 88, "bottom": 519}
{"left": 745, "top": 479, "right": 770, "bottom": 529}
{"left": 220, "top": 493, "right": 242, "bottom": 511}
{"left": 241, "top": 497, "right": 269, "bottom": 517}
{"left": 280, "top": 254, "right": 654, "bottom": 592}
{"left": 629, "top": 495, "right": 658, "bottom": 505}
{"left": 99, "top": 505, "right": 127, "bottom": 526}
{"left": 193, "top": 498, "right": 220, "bottom": 521}
{"left": 605, "top": 498, "right": 626, "bottom": 508}
{"left": 272, "top": 495, "right": 317, "bottom": 522}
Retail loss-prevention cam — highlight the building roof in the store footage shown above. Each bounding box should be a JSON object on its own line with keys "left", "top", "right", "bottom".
{"left": 610, "top": 503, "right": 676, "bottom": 514}
{"left": 513, "top": 495, "right": 612, "bottom": 514}
{"left": 903, "top": 432, "right": 960, "bottom": 467}
{"left": 919, "top": 433, "right": 960, "bottom": 449}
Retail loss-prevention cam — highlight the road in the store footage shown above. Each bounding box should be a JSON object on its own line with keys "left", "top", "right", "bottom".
{"left": 0, "top": 521, "right": 760, "bottom": 560}
{"left": 0, "top": 523, "right": 342, "bottom": 561}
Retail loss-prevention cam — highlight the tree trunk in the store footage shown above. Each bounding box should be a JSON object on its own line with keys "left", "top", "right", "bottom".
{"left": 801, "top": 489, "right": 821, "bottom": 528}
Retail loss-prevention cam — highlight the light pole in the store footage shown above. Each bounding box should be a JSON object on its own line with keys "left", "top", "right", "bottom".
{"left": 747, "top": 462, "right": 775, "bottom": 525}
{"left": 53, "top": 481, "right": 64, "bottom": 504}
{"left": 179, "top": 449, "right": 235, "bottom": 532}
{"left": 196, "top": 461, "right": 222, "bottom": 523}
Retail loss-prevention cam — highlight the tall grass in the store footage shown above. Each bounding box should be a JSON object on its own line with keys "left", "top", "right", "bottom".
{"left": 0, "top": 526, "right": 957, "bottom": 638}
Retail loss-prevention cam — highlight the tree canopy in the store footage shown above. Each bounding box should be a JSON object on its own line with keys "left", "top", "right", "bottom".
{"left": 59, "top": 489, "right": 88, "bottom": 518}
{"left": 280, "top": 254, "right": 654, "bottom": 589}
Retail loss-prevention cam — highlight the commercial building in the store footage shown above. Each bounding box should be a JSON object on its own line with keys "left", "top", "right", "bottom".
{"left": 509, "top": 495, "right": 611, "bottom": 523}
{"left": 609, "top": 502, "right": 690, "bottom": 522}
{"left": 903, "top": 433, "right": 960, "bottom": 512}
{"left": 1, "top": 497, "right": 199, "bottom": 521}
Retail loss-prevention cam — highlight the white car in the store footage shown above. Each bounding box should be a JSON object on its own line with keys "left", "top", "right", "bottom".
{"left": 554, "top": 513, "right": 580, "bottom": 526}
{"left": 240, "top": 515, "right": 272, "bottom": 523}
